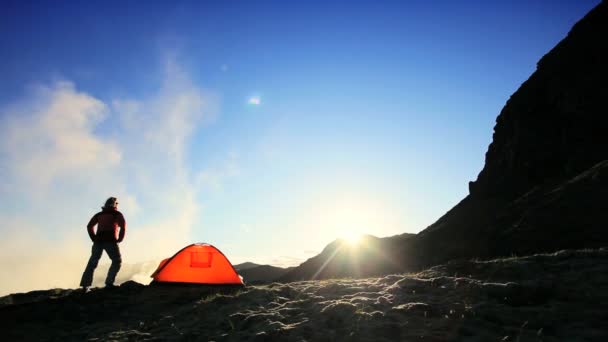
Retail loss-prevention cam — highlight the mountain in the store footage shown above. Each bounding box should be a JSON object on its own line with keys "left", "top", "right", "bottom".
{"left": 233, "top": 262, "right": 294, "bottom": 283}
{"left": 468, "top": 0, "right": 608, "bottom": 200}
{"left": 239, "top": 265, "right": 294, "bottom": 284}
{"left": 3, "top": 4, "right": 608, "bottom": 341}
{"left": 279, "top": 233, "right": 414, "bottom": 282}
{"left": 233, "top": 262, "right": 262, "bottom": 271}
{"left": 280, "top": 1, "right": 608, "bottom": 281}
{"left": 406, "top": 0, "right": 608, "bottom": 268}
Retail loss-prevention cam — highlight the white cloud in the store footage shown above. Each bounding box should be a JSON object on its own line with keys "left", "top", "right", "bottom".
{"left": 0, "top": 58, "right": 220, "bottom": 295}
{"left": 1, "top": 81, "right": 120, "bottom": 193}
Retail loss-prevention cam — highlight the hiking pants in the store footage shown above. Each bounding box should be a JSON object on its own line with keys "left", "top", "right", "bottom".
{"left": 80, "top": 242, "right": 122, "bottom": 287}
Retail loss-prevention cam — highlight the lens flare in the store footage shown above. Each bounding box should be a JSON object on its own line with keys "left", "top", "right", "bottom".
{"left": 248, "top": 96, "right": 261, "bottom": 105}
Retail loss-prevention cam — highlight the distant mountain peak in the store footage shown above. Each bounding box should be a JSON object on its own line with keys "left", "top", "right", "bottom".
{"left": 233, "top": 262, "right": 262, "bottom": 271}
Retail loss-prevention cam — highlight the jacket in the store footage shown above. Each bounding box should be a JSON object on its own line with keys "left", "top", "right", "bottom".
{"left": 87, "top": 208, "right": 126, "bottom": 243}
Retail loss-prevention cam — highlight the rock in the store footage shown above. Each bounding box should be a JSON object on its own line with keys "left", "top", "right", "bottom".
{"left": 407, "top": 1, "right": 608, "bottom": 270}
{"left": 469, "top": 1, "right": 608, "bottom": 199}
{"left": 2, "top": 248, "right": 608, "bottom": 340}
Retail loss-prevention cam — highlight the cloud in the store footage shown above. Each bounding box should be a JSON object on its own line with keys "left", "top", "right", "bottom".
{"left": 1, "top": 81, "right": 119, "bottom": 194}
{"left": 195, "top": 150, "right": 240, "bottom": 192}
{"left": 108, "top": 58, "right": 220, "bottom": 259}
{"left": 0, "top": 58, "right": 219, "bottom": 295}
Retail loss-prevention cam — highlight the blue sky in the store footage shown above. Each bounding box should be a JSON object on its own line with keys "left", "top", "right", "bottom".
{"left": 0, "top": 0, "right": 600, "bottom": 293}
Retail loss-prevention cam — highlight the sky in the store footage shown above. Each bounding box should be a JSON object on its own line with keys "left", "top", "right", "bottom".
{"left": 0, "top": 0, "right": 601, "bottom": 295}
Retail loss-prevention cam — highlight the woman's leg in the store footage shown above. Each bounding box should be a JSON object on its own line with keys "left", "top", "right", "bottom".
{"left": 79, "top": 243, "right": 103, "bottom": 288}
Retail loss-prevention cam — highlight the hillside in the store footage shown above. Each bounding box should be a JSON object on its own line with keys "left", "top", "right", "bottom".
{"left": 405, "top": 0, "right": 608, "bottom": 268}
{"left": 239, "top": 265, "right": 294, "bottom": 284}
{"left": 280, "top": 233, "right": 414, "bottom": 282}
{"left": 280, "top": 0, "right": 608, "bottom": 281}
{"left": 233, "top": 262, "right": 261, "bottom": 271}
{"left": 2, "top": 248, "right": 607, "bottom": 340}
{"left": 233, "top": 263, "right": 293, "bottom": 284}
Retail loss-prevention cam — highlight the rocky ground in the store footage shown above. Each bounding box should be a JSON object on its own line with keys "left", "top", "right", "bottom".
{"left": 2, "top": 248, "right": 607, "bottom": 341}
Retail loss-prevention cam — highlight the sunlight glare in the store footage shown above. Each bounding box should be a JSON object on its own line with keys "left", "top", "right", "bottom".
{"left": 340, "top": 231, "right": 364, "bottom": 246}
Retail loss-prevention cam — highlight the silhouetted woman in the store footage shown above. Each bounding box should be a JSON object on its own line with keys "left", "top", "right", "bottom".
{"left": 79, "top": 197, "right": 126, "bottom": 290}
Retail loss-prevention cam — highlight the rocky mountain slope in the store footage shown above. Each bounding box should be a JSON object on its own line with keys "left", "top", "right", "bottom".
{"left": 468, "top": 0, "right": 608, "bottom": 199}
{"left": 406, "top": 0, "right": 608, "bottom": 269}
{"left": 3, "top": 248, "right": 607, "bottom": 341}
{"left": 280, "top": 0, "right": 608, "bottom": 281}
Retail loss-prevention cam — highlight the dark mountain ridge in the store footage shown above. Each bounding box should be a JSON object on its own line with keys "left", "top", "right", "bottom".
{"left": 469, "top": 0, "right": 608, "bottom": 200}
{"left": 281, "top": 0, "right": 608, "bottom": 281}
{"left": 407, "top": 0, "right": 608, "bottom": 268}
{"left": 233, "top": 262, "right": 261, "bottom": 271}
{"left": 239, "top": 265, "right": 294, "bottom": 284}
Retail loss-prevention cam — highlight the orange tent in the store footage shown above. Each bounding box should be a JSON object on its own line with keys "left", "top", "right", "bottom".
{"left": 151, "top": 243, "right": 244, "bottom": 285}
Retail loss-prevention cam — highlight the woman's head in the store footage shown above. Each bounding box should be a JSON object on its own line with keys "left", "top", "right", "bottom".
{"left": 103, "top": 197, "right": 119, "bottom": 209}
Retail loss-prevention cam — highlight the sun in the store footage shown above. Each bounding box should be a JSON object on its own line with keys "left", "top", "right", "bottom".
{"left": 340, "top": 231, "right": 364, "bottom": 246}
